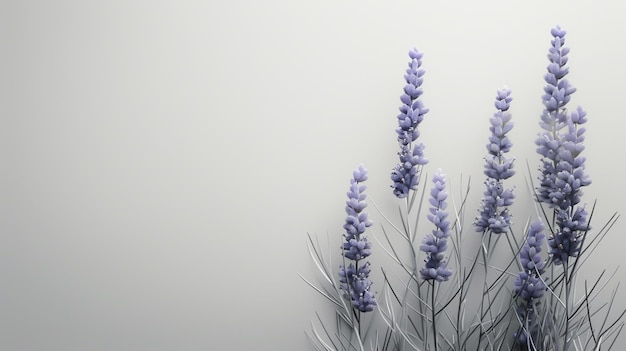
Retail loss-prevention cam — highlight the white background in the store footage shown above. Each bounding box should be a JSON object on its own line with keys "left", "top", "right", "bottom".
{"left": 2, "top": 1, "right": 626, "bottom": 350}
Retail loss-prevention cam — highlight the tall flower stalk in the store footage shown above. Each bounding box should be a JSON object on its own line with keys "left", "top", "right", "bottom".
{"left": 535, "top": 25, "right": 592, "bottom": 351}
{"left": 536, "top": 26, "right": 591, "bottom": 265}
{"left": 376, "top": 48, "right": 437, "bottom": 351}
{"left": 420, "top": 169, "right": 453, "bottom": 283}
{"left": 339, "top": 164, "right": 376, "bottom": 315}
{"left": 419, "top": 169, "right": 452, "bottom": 351}
{"left": 471, "top": 88, "right": 517, "bottom": 347}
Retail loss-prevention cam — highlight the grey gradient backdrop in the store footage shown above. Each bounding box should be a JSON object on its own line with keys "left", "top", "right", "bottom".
{"left": 2, "top": 1, "right": 626, "bottom": 350}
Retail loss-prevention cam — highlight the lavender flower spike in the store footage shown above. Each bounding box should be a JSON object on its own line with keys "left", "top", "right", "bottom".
{"left": 513, "top": 220, "right": 547, "bottom": 346}
{"left": 391, "top": 48, "right": 429, "bottom": 198}
{"left": 474, "top": 88, "right": 515, "bottom": 234}
{"left": 339, "top": 164, "right": 376, "bottom": 312}
{"left": 536, "top": 25, "right": 581, "bottom": 207}
{"left": 535, "top": 26, "right": 591, "bottom": 265}
{"left": 420, "top": 169, "right": 452, "bottom": 282}
{"left": 548, "top": 105, "right": 591, "bottom": 265}
{"left": 514, "top": 220, "right": 547, "bottom": 301}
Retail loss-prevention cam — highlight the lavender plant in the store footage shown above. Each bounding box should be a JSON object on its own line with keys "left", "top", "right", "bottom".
{"left": 378, "top": 52, "right": 504, "bottom": 351}
{"left": 519, "top": 25, "right": 625, "bottom": 351}
{"left": 304, "top": 25, "right": 624, "bottom": 351}
{"left": 301, "top": 165, "right": 377, "bottom": 351}
{"left": 379, "top": 53, "right": 520, "bottom": 351}
{"left": 377, "top": 48, "right": 438, "bottom": 351}
{"left": 468, "top": 87, "right": 520, "bottom": 349}
{"left": 533, "top": 26, "right": 595, "bottom": 351}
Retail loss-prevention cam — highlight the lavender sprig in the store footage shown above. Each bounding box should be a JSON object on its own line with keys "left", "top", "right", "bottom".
{"left": 474, "top": 88, "right": 515, "bottom": 234}
{"left": 391, "top": 48, "right": 429, "bottom": 198}
{"left": 514, "top": 221, "right": 547, "bottom": 301}
{"left": 536, "top": 25, "right": 571, "bottom": 207}
{"left": 513, "top": 220, "right": 548, "bottom": 346}
{"left": 536, "top": 26, "right": 591, "bottom": 265}
{"left": 420, "top": 169, "right": 452, "bottom": 282}
{"left": 536, "top": 25, "right": 580, "bottom": 207}
{"left": 339, "top": 164, "right": 376, "bottom": 312}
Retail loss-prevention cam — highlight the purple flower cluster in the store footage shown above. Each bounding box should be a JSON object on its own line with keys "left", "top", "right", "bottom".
{"left": 338, "top": 261, "right": 376, "bottom": 313}
{"left": 339, "top": 165, "right": 376, "bottom": 312}
{"left": 514, "top": 221, "right": 547, "bottom": 300}
{"left": 474, "top": 88, "right": 516, "bottom": 234}
{"left": 535, "top": 26, "right": 591, "bottom": 265}
{"left": 419, "top": 169, "right": 453, "bottom": 282}
{"left": 391, "top": 49, "right": 429, "bottom": 198}
{"left": 513, "top": 220, "right": 547, "bottom": 346}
